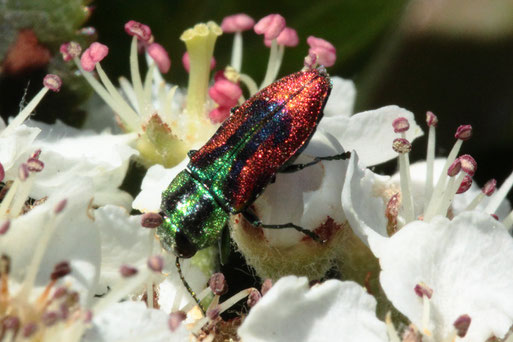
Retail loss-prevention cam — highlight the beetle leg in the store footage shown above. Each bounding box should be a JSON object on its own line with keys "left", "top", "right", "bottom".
{"left": 280, "top": 151, "right": 351, "bottom": 173}
{"left": 241, "top": 210, "right": 325, "bottom": 243}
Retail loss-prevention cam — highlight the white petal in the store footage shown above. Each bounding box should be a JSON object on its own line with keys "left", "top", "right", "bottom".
{"left": 0, "top": 124, "right": 40, "bottom": 177}
{"left": 324, "top": 76, "right": 356, "bottom": 118}
{"left": 320, "top": 105, "right": 423, "bottom": 166}
{"left": 132, "top": 158, "right": 188, "bottom": 212}
{"left": 370, "top": 211, "right": 513, "bottom": 341}
{"left": 94, "top": 205, "right": 154, "bottom": 292}
{"left": 83, "top": 301, "right": 190, "bottom": 342}
{"left": 26, "top": 120, "right": 138, "bottom": 205}
{"left": 341, "top": 152, "right": 389, "bottom": 246}
{"left": 252, "top": 130, "right": 348, "bottom": 247}
{"left": 1, "top": 179, "right": 101, "bottom": 304}
{"left": 238, "top": 276, "right": 387, "bottom": 342}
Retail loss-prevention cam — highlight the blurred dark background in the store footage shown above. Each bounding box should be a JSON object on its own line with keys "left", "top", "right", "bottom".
{"left": 1, "top": 0, "right": 513, "bottom": 195}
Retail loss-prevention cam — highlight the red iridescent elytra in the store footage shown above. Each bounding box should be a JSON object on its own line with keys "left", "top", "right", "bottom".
{"left": 188, "top": 67, "right": 331, "bottom": 212}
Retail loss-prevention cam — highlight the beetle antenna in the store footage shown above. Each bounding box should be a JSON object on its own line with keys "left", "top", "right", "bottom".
{"left": 175, "top": 257, "right": 205, "bottom": 315}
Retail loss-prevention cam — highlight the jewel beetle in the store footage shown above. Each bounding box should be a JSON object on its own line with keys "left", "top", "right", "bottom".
{"left": 157, "top": 67, "right": 349, "bottom": 260}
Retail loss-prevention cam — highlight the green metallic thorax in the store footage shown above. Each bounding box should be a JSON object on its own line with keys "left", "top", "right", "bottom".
{"left": 157, "top": 170, "right": 229, "bottom": 254}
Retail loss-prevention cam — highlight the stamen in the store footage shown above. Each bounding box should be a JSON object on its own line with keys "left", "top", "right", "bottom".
{"left": 414, "top": 283, "right": 433, "bottom": 336}
{"left": 27, "top": 157, "right": 44, "bottom": 172}
{"left": 238, "top": 73, "right": 259, "bottom": 95}
{"left": 1, "top": 74, "right": 61, "bottom": 136}
{"left": 141, "top": 212, "right": 163, "bottom": 228}
{"left": 147, "top": 43, "right": 171, "bottom": 74}
{"left": 260, "top": 279, "right": 273, "bottom": 295}
{"left": 2, "top": 316, "right": 20, "bottom": 339}
{"left": 193, "top": 288, "right": 255, "bottom": 334}
{"left": 0, "top": 220, "right": 10, "bottom": 235}
{"left": 0, "top": 162, "right": 4, "bottom": 183}
{"left": 254, "top": 14, "right": 286, "bottom": 40}
{"left": 459, "top": 154, "right": 477, "bottom": 176}
{"left": 22, "top": 322, "right": 38, "bottom": 338}
{"left": 255, "top": 14, "right": 286, "bottom": 88}
{"left": 9, "top": 164, "right": 35, "bottom": 218}
{"left": 209, "top": 273, "right": 228, "bottom": 296}
{"left": 424, "top": 125, "right": 472, "bottom": 221}
{"left": 393, "top": 138, "right": 415, "bottom": 223}
{"left": 60, "top": 41, "right": 82, "bottom": 62}
{"left": 168, "top": 311, "right": 187, "bottom": 332}
{"left": 124, "top": 20, "right": 152, "bottom": 43}
{"left": 303, "top": 52, "right": 318, "bottom": 70}
{"left": 120, "top": 265, "right": 138, "bottom": 277}
{"left": 80, "top": 42, "right": 109, "bottom": 72}
{"left": 424, "top": 111, "right": 438, "bottom": 208}
{"left": 385, "top": 312, "right": 401, "bottom": 342}
{"left": 221, "top": 14, "right": 255, "bottom": 72}
{"left": 92, "top": 268, "right": 151, "bottom": 314}
{"left": 392, "top": 117, "right": 410, "bottom": 134}
{"left": 16, "top": 199, "right": 65, "bottom": 300}
{"left": 260, "top": 39, "right": 280, "bottom": 89}
{"left": 306, "top": 36, "right": 336, "bottom": 67}
{"left": 453, "top": 314, "right": 471, "bottom": 337}
{"left": 247, "top": 288, "right": 261, "bottom": 307}
{"left": 43, "top": 74, "right": 62, "bottom": 92}
{"left": 129, "top": 36, "right": 147, "bottom": 114}
{"left": 485, "top": 170, "right": 513, "bottom": 214}
{"left": 263, "top": 27, "right": 299, "bottom": 82}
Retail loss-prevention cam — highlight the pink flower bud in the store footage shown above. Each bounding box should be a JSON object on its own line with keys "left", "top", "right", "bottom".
{"left": 208, "top": 79, "right": 242, "bottom": 107}
{"left": 81, "top": 42, "right": 109, "bottom": 72}
{"left": 147, "top": 43, "right": 171, "bottom": 73}
{"left": 254, "top": 14, "right": 286, "bottom": 40}
{"left": 181, "top": 52, "right": 215, "bottom": 73}
{"left": 59, "top": 42, "right": 82, "bottom": 62}
{"left": 124, "top": 20, "right": 152, "bottom": 42}
{"left": 43, "top": 74, "right": 62, "bottom": 92}
{"left": 221, "top": 14, "right": 255, "bottom": 33}
{"left": 307, "top": 36, "right": 336, "bottom": 67}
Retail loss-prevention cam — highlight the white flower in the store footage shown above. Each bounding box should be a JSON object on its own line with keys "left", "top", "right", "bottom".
{"left": 238, "top": 275, "right": 387, "bottom": 342}
{"left": 369, "top": 211, "right": 513, "bottom": 341}
{"left": 83, "top": 301, "right": 190, "bottom": 342}
{"left": 26, "top": 120, "right": 138, "bottom": 209}
{"left": 0, "top": 180, "right": 101, "bottom": 340}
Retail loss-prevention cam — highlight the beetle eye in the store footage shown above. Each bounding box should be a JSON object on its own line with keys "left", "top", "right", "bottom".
{"left": 174, "top": 230, "right": 197, "bottom": 258}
